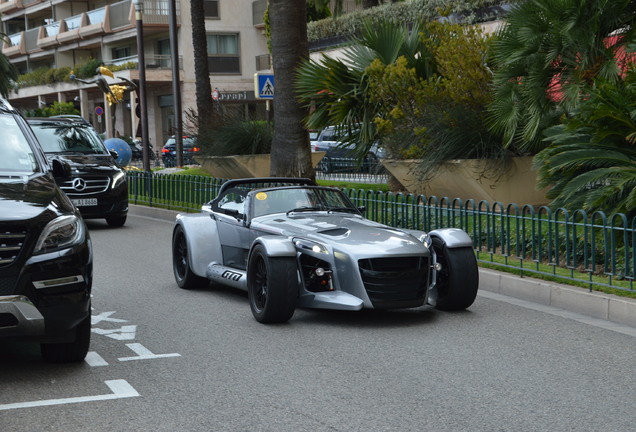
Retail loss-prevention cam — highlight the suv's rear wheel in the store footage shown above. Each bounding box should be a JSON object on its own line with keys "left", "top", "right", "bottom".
{"left": 41, "top": 313, "right": 91, "bottom": 363}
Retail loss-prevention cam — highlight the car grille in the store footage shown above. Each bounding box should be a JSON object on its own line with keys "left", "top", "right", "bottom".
{"left": 0, "top": 227, "right": 27, "bottom": 268}
{"left": 358, "top": 256, "right": 429, "bottom": 308}
{"left": 59, "top": 176, "right": 110, "bottom": 196}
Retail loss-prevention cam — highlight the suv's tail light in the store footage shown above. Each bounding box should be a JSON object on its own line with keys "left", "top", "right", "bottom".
{"left": 161, "top": 148, "right": 170, "bottom": 153}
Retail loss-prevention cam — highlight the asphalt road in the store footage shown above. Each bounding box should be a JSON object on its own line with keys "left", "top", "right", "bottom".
{"left": 1, "top": 213, "right": 636, "bottom": 431}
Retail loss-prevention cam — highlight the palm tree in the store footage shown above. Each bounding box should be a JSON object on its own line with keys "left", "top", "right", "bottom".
{"left": 296, "top": 19, "right": 434, "bottom": 155}
{"left": 0, "top": 34, "right": 17, "bottom": 97}
{"left": 534, "top": 70, "right": 636, "bottom": 216}
{"left": 489, "top": 0, "right": 636, "bottom": 152}
{"left": 189, "top": 0, "right": 213, "bottom": 133}
{"left": 268, "top": 0, "right": 314, "bottom": 178}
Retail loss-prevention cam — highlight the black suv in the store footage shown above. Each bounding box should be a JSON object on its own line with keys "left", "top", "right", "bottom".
{"left": 27, "top": 117, "right": 128, "bottom": 227}
{"left": 0, "top": 99, "right": 92, "bottom": 363}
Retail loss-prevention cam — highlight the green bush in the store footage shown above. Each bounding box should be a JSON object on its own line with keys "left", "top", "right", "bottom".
{"left": 202, "top": 117, "right": 273, "bottom": 156}
{"left": 307, "top": 0, "right": 514, "bottom": 43}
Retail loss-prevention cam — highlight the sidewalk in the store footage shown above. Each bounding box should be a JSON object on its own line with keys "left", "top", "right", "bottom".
{"left": 129, "top": 204, "right": 636, "bottom": 329}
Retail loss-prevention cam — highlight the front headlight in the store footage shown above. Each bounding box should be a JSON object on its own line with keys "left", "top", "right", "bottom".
{"left": 293, "top": 238, "right": 329, "bottom": 254}
{"left": 34, "top": 215, "right": 85, "bottom": 254}
{"left": 111, "top": 171, "right": 126, "bottom": 189}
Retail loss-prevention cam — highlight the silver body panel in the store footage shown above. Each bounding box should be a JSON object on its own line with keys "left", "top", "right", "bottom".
{"left": 174, "top": 182, "right": 474, "bottom": 311}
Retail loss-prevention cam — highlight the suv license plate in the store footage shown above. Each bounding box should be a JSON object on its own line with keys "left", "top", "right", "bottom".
{"left": 72, "top": 198, "right": 98, "bottom": 207}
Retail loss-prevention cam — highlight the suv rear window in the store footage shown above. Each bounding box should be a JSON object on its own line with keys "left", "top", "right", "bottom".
{"left": 31, "top": 122, "right": 108, "bottom": 155}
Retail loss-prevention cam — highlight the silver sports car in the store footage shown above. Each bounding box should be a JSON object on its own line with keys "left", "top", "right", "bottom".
{"left": 171, "top": 178, "right": 478, "bottom": 323}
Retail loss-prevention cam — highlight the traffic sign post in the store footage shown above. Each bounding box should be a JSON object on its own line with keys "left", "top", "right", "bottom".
{"left": 254, "top": 73, "right": 274, "bottom": 99}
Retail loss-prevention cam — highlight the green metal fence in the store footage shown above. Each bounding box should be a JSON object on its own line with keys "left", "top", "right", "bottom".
{"left": 127, "top": 172, "right": 635, "bottom": 293}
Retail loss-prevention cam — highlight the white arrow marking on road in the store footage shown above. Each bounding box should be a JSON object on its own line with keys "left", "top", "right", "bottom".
{"left": 85, "top": 351, "right": 109, "bottom": 366}
{"left": 118, "top": 343, "right": 181, "bottom": 362}
{"left": 92, "top": 325, "right": 137, "bottom": 340}
{"left": 91, "top": 311, "right": 128, "bottom": 325}
{"left": 0, "top": 380, "right": 140, "bottom": 411}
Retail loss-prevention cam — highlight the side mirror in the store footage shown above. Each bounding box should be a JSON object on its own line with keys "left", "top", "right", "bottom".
{"left": 109, "top": 150, "right": 119, "bottom": 160}
{"left": 51, "top": 158, "right": 71, "bottom": 179}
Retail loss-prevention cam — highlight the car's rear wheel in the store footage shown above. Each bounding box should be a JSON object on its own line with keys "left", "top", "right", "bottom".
{"left": 106, "top": 215, "right": 127, "bottom": 227}
{"left": 172, "top": 225, "right": 207, "bottom": 289}
{"left": 41, "top": 312, "right": 91, "bottom": 363}
{"left": 432, "top": 237, "right": 479, "bottom": 311}
{"left": 247, "top": 245, "right": 297, "bottom": 323}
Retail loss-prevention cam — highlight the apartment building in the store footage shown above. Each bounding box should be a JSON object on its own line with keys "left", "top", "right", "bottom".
{"left": 1, "top": 0, "right": 271, "bottom": 148}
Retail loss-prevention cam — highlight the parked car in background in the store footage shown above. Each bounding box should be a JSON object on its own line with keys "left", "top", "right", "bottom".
{"left": 0, "top": 98, "right": 92, "bottom": 363}
{"left": 312, "top": 126, "right": 386, "bottom": 174}
{"left": 27, "top": 116, "right": 128, "bottom": 227}
{"left": 171, "top": 177, "right": 478, "bottom": 324}
{"left": 162, "top": 136, "right": 200, "bottom": 167}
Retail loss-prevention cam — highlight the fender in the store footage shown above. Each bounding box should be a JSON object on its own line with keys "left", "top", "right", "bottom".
{"left": 249, "top": 235, "right": 297, "bottom": 258}
{"left": 174, "top": 213, "right": 223, "bottom": 278}
{"left": 429, "top": 228, "right": 473, "bottom": 248}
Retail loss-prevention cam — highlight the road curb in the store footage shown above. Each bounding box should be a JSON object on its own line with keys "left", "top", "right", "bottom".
{"left": 480, "top": 269, "right": 636, "bottom": 328}
{"left": 129, "top": 204, "right": 636, "bottom": 329}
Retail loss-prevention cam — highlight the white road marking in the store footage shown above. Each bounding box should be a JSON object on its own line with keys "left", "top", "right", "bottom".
{"left": 0, "top": 380, "right": 139, "bottom": 411}
{"left": 92, "top": 325, "right": 137, "bottom": 340}
{"left": 118, "top": 343, "right": 181, "bottom": 362}
{"left": 91, "top": 311, "right": 128, "bottom": 325}
{"left": 84, "top": 351, "right": 109, "bottom": 367}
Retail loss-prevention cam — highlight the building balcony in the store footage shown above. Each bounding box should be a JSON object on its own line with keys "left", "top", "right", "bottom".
{"left": 252, "top": 0, "right": 266, "bottom": 28}
{"left": 0, "top": 0, "right": 23, "bottom": 14}
{"left": 4, "top": 0, "right": 177, "bottom": 59}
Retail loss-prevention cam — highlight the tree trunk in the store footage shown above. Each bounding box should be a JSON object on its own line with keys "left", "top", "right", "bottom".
{"left": 190, "top": 0, "right": 213, "bottom": 129}
{"left": 268, "top": 0, "right": 314, "bottom": 180}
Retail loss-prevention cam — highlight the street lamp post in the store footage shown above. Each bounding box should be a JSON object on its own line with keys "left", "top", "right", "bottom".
{"left": 134, "top": 0, "right": 150, "bottom": 172}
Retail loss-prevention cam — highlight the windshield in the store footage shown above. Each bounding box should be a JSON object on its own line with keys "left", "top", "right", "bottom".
{"left": 0, "top": 114, "right": 38, "bottom": 173}
{"left": 30, "top": 122, "right": 107, "bottom": 154}
{"left": 251, "top": 187, "right": 357, "bottom": 217}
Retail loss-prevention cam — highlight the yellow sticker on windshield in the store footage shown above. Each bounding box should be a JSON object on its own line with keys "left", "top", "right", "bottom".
{"left": 255, "top": 192, "right": 268, "bottom": 201}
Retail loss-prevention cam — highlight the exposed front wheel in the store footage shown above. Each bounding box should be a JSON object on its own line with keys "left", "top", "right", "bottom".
{"left": 247, "top": 245, "right": 297, "bottom": 323}
{"left": 432, "top": 237, "right": 479, "bottom": 311}
{"left": 172, "top": 225, "right": 207, "bottom": 289}
{"left": 41, "top": 313, "right": 91, "bottom": 363}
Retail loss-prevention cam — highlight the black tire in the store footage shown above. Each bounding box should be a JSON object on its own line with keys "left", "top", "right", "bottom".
{"left": 41, "top": 313, "right": 91, "bottom": 363}
{"left": 172, "top": 225, "right": 208, "bottom": 289}
{"left": 432, "top": 237, "right": 479, "bottom": 311}
{"left": 106, "top": 215, "right": 127, "bottom": 227}
{"left": 247, "top": 244, "right": 297, "bottom": 323}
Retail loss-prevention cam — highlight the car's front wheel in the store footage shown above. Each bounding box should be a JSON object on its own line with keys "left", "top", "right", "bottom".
{"left": 247, "top": 245, "right": 297, "bottom": 323}
{"left": 41, "top": 313, "right": 91, "bottom": 363}
{"left": 432, "top": 237, "right": 479, "bottom": 311}
{"left": 172, "top": 225, "right": 207, "bottom": 289}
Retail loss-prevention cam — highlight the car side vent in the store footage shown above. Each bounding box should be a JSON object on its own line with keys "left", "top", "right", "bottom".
{"left": 0, "top": 228, "right": 27, "bottom": 267}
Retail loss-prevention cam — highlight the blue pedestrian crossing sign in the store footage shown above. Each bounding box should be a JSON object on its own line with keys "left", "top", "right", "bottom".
{"left": 254, "top": 73, "right": 274, "bottom": 99}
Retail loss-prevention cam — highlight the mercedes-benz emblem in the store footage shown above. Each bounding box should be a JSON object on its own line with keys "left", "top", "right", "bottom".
{"left": 72, "top": 178, "right": 87, "bottom": 191}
